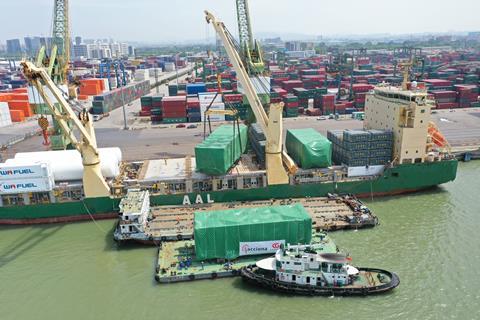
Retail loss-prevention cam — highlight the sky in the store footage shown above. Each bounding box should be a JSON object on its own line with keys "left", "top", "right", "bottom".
{"left": 1, "top": 0, "right": 479, "bottom": 43}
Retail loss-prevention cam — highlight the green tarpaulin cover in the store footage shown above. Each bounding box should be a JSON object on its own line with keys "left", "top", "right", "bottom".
{"left": 286, "top": 128, "right": 332, "bottom": 169}
{"left": 194, "top": 204, "right": 312, "bottom": 260}
{"left": 195, "top": 124, "right": 248, "bottom": 175}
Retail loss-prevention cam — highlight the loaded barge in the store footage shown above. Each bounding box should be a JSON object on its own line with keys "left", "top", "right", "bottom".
{"left": 114, "top": 190, "right": 377, "bottom": 244}
{"left": 155, "top": 232, "right": 337, "bottom": 284}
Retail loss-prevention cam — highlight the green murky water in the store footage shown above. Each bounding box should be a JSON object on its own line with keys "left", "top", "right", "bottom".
{"left": 1, "top": 162, "right": 479, "bottom": 320}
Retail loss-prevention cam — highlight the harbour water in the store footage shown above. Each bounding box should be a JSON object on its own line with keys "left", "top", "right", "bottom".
{"left": 0, "top": 162, "right": 479, "bottom": 320}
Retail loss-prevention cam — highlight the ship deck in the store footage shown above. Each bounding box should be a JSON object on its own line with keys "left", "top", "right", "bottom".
{"left": 145, "top": 196, "right": 377, "bottom": 241}
{"left": 155, "top": 232, "right": 338, "bottom": 283}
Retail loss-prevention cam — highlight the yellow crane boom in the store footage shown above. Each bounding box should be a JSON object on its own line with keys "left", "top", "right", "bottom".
{"left": 21, "top": 61, "right": 110, "bottom": 198}
{"left": 205, "top": 11, "right": 297, "bottom": 185}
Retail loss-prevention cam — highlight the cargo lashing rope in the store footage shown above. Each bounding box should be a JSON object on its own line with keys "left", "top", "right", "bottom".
{"left": 81, "top": 200, "right": 107, "bottom": 234}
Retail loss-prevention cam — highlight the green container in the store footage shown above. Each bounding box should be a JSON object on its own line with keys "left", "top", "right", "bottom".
{"left": 195, "top": 124, "right": 248, "bottom": 175}
{"left": 286, "top": 128, "right": 332, "bottom": 169}
{"left": 194, "top": 203, "right": 312, "bottom": 260}
{"left": 162, "top": 117, "right": 187, "bottom": 124}
{"left": 140, "top": 96, "right": 152, "bottom": 107}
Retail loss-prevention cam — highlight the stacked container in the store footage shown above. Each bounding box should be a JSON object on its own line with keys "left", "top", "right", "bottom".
{"left": 455, "top": 85, "right": 479, "bottom": 108}
{"left": 283, "top": 94, "right": 299, "bottom": 118}
{"left": 187, "top": 96, "right": 201, "bottom": 123}
{"left": 91, "top": 80, "right": 150, "bottom": 115}
{"left": 433, "top": 91, "right": 458, "bottom": 109}
{"left": 223, "top": 94, "right": 245, "bottom": 121}
{"left": 328, "top": 129, "right": 392, "bottom": 167}
{"left": 248, "top": 123, "right": 266, "bottom": 168}
{"left": 199, "top": 93, "right": 224, "bottom": 122}
{"left": 140, "top": 96, "right": 152, "bottom": 116}
{"left": 161, "top": 96, "right": 187, "bottom": 123}
{"left": 151, "top": 94, "right": 163, "bottom": 122}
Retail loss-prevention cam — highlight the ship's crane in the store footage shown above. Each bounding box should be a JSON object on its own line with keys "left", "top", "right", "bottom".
{"left": 235, "top": 0, "right": 265, "bottom": 75}
{"left": 205, "top": 11, "right": 297, "bottom": 185}
{"left": 21, "top": 61, "right": 110, "bottom": 198}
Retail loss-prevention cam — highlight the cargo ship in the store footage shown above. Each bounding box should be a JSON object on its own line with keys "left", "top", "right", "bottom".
{"left": 0, "top": 82, "right": 457, "bottom": 224}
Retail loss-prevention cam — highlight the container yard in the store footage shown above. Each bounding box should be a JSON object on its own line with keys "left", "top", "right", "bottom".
{"left": 1, "top": 0, "right": 480, "bottom": 319}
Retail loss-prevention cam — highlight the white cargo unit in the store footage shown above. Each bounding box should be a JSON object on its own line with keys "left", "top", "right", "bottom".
{"left": 0, "top": 177, "right": 54, "bottom": 194}
{"left": 11, "top": 147, "right": 122, "bottom": 181}
{"left": 347, "top": 165, "right": 385, "bottom": 177}
{"left": 198, "top": 93, "right": 222, "bottom": 105}
{"left": 134, "top": 69, "right": 148, "bottom": 81}
{"left": 164, "top": 62, "right": 176, "bottom": 72}
{"left": 0, "top": 162, "right": 52, "bottom": 180}
{"left": 0, "top": 102, "right": 12, "bottom": 128}
{"left": 200, "top": 103, "right": 225, "bottom": 122}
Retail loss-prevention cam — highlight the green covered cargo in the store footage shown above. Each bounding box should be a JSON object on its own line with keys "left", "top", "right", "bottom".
{"left": 194, "top": 204, "right": 312, "bottom": 260}
{"left": 195, "top": 124, "right": 248, "bottom": 175}
{"left": 286, "top": 128, "right": 332, "bottom": 169}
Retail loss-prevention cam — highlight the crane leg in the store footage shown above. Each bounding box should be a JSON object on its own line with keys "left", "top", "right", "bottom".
{"left": 265, "top": 103, "right": 289, "bottom": 185}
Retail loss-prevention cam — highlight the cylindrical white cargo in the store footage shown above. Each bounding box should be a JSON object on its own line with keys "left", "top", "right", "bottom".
{"left": 12, "top": 148, "right": 122, "bottom": 181}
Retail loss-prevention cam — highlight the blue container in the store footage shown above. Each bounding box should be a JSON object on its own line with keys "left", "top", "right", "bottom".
{"left": 345, "top": 108, "right": 356, "bottom": 115}
{"left": 186, "top": 83, "right": 207, "bottom": 95}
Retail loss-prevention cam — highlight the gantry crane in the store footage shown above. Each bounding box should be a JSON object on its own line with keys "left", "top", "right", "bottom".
{"left": 21, "top": 61, "right": 110, "bottom": 198}
{"left": 205, "top": 11, "right": 297, "bottom": 185}
{"left": 235, "top": 0, "right": 265, "bottom": 75}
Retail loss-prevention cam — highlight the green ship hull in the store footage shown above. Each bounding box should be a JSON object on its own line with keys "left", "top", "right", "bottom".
{"left": 0, "top": 160, "right": 458, "bottom": 224}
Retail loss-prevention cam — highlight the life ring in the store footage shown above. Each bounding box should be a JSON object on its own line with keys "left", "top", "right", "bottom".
{"left": 211, "top": 272, "right": 218, "bottom": 279}
{"left": 177, "top": 234, "right": 183, "bottom": 240}
{"left": 189, "top": 274, "right": 195, "bottom": 281}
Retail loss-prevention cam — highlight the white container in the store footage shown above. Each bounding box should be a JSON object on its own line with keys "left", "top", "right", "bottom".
{"left": 164, "top": 62, "right": 176, "bottom": 72}
{"left": 200, "top": 103, "right": 225, "bottom": 122}
{"left": 12, "top": 148, "right": 122, "bottom": 181}
{"left": 0, "top": 102, "right": 12, "bottom": 128}
{"left": 0, "top": 162, "right": 52, "bottom": 180}
{"left": 0, "top": 177, "right": 54, "bottom": 194}
{"left": 198, "top": 93, "right": 222, "bottom": 105}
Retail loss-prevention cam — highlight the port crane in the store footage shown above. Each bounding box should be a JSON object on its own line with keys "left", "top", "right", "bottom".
{"left": 21, "top": 61, "right": 110, "bottom": 198}
{"left": 235, "top": 0, "right": 265, "bottom": 75}
{"left": 205, "top": 11, "right": 297, "bottom": 185}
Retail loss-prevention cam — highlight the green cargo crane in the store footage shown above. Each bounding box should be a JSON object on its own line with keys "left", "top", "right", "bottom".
{"left": 33, "top": 0, "right": 72, "bottom": 150}
{"left": 236, "top": 0, "right": 265, "bottom": 75}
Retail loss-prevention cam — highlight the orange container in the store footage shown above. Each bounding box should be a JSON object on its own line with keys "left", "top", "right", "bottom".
{"left": 78, "top": 94, "right": 89, "bottom": 100}
{"left": 8, "top": 100, "right": 30, "bottom": 109}
{"left": 79, "top": 84, "right": 101, "bottom": 96}
{"left": 0, "top": 94, "right": 12, "bottom": 102}
{"left": 10, "top": 94, "right": 28, "bottom": 101}
{"left": 10, "top": 110, "right": 25, "bottom": 122}
{"left": 80, "top": 79, "right": 104, "bottom": 92}
{"left": 13, "top": 88, "right": 28, "bottom": 94}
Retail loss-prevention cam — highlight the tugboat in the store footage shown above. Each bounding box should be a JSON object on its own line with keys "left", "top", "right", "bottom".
{"left": 240, "top": 243, "right": 399, "bottom": 296}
